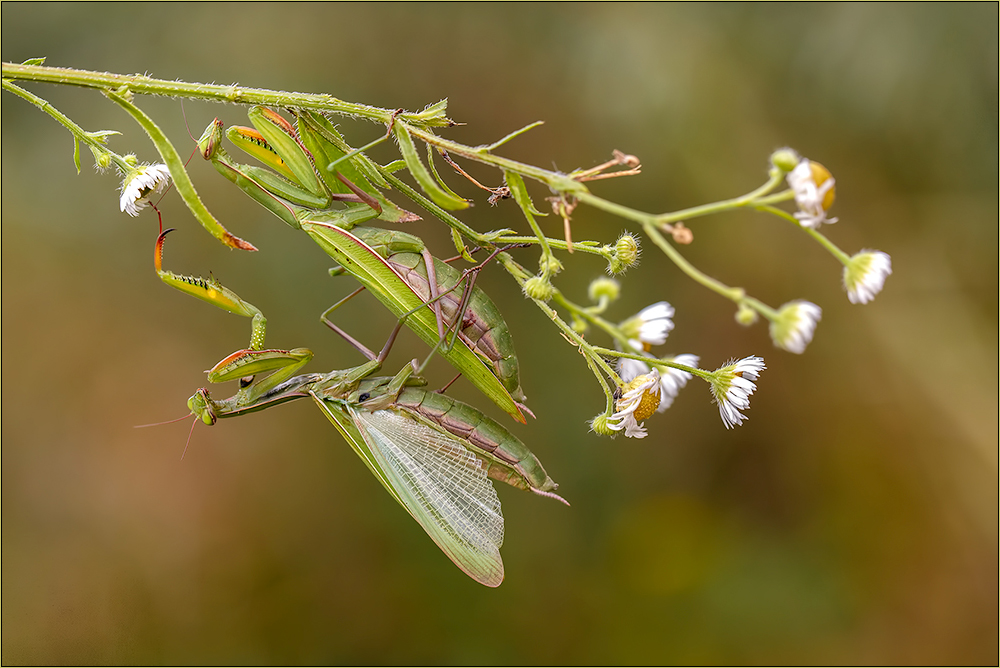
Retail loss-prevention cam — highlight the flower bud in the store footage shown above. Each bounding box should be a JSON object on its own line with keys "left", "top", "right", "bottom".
{"left": 523, "top": 275, "right": 554, "bottom": 301}
{"left": 96, "top": 152, "right": 113, "bottom": 170}
{"left": 588, "top": 277, "right": 620, "bottom": 303}
{"left": 540, "top": 254, "right": 564, "bottom": 277}
{"left": 589, "top": 414, "right": 616, "bottom": 436}
{"left": 608, "top": 233, "right": 640, "bottom": 274}
{"left": 770, "top": 148, "right": 800, "bottom": 173}
{"left": 735, "top": 303, "right": 758, "bottom": 326}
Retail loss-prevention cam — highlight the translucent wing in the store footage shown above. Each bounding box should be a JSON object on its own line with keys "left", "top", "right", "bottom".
{"left": 354, "top": 408, "right": 505, "bottom": 587}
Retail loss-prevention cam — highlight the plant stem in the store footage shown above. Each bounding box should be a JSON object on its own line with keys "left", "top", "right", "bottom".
{"left": 642, "top": 222, "right": 745, "bottom": 303}
{"left": 2, "top": 79, "right": 132, "bottom": 173}
{"left": 755, "top": 204, "right": 852, "bottom": 265}
{"left": 2, "top": 62, "right": 397, "bottom": 124}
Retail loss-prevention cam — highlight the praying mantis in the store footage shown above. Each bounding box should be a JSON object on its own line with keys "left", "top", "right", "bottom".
{"left": 157, "top": 228, "right": 565, "bottom": 587}
{"left": 196, "top": 108, "right": 530, "bottom": 422}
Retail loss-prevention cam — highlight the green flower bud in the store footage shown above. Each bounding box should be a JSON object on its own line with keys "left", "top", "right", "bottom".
{"left": 523, "top": 275, "right": 554, "bottom": 301}
{"left": 96, "top": 152, "right": 113, "bottom": 170}
{"left": 589, "top": 413, "right": 616, "bottom": 436}
{"left": 571, "top": 315, "right": 589, "bottom": 335}
{"left": 607, "top": 233, "right": 640, "bottom": 274}
{"left": 615, "top": 233, "right": 640, "bottom": 266}
{"left": 588, "top": 277, "right": 621, "bottom": 303}
{"left": 123, "top": 153, "right": 139, "bottom": 168}
{"left": 540, "top": 254, "right": 564, "bottom": 277}
{"left": 735, "top": 303, "right": 758, "bottom": 326}
{"left": 770, "top": 148, "right": 800, "bottom": 173}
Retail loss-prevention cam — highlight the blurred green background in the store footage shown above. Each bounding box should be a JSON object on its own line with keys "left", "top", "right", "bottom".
{"left": 3, "top": 3, "right": 997, "bottom": 664}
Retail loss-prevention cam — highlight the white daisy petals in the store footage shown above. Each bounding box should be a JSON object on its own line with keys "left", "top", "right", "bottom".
{"left": 787, "top": 159, "right": 837, "bottom": 229}
{"left": 711, "top": 356, "right": 765, "bottom": 429}
{"left": 844, "top": 250, "right": 892, "bottom": 304}
{"left": 770, "top": 301, "right": 822, "bottom": 354}
{"left": 120, "top": 163, "right": 171, "bottom": 217}
{"left": 608, "top": 371, "right": 661, "bottom": 439}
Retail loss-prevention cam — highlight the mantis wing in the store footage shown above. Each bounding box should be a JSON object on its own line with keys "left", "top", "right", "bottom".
{"left": 353, "top": 408, "right": 505, "bottom": 587}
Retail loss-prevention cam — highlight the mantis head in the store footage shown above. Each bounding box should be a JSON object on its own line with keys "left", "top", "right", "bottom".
{"left": 187, "top": 388, "right": 217, "bottom": 426}
{"left": 197, "top": 118, "right": 224, "bottom": 161}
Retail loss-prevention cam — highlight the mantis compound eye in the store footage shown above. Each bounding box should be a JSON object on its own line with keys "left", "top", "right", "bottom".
{"left": 187, "top": 388, "right": 217, "bottom": 426}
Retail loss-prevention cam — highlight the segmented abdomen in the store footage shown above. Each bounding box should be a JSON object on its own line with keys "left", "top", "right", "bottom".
{"left": 387, "top": 252, "right": 525, "bottom": 403}
{"left": 395, "top": 388, "right": 555, "bottom": 494}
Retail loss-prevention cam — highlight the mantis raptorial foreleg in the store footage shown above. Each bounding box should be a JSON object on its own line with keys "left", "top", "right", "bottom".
{"left": 153, "top": 228, "right": 313, "bottom": 416}
{"left": 196, "top": 112, "right": 528, "bottom": 421}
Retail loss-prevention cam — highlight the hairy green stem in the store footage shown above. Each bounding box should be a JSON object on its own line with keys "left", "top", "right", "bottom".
{"left": 2, "top": 79, "right": 131, "bottom": 173}
{"left": 592, "top": 347, "right": 713, "bottom": 383}
{"left": 498, "top": 255, "right": 621, "bottom": 388}
{"left": 104, "top": 89, "right": 256, "bottom": 251}
{"left": 653, "top": 169, "right": 787, "bottom": 225}
{"left": 642, "top": 222, "right": 744, "bottom": 302}
{"left": 755, "top": 204, "right": 852, "bottom": 264}
{"left": 2, "top": 62, "right": 397, "bottom": 124}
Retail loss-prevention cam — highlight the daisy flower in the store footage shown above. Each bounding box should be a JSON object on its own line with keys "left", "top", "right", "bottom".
{"left": 844, "top": 250, "right": 892, "bottom": 304}
{"left": 786, "top": 159, "right": 837, "bottom": 229}
{"left": 621, "top": 301, "right": 675, "bottom": 351}
{"left": 120, "top": 163, "right": 171, "bottom": 217}
{"left": 608, "top": 371, "right": 661, "bottom": 439}
{"left": 769, "top": 301, "right": 822, "bottom": 354}
{"left": 710, "top": 356, "right": 765, "bottom": 429}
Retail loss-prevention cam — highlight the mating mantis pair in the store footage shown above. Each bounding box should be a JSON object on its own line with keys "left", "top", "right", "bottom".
{"left": 151, "top": 108, "right": 562, "bottom": 586}
{"left": 195, "top": 107, "right": 530, "bottom": 422}
{"left": 155, "top": 222, "right": 564, "bottom": 587}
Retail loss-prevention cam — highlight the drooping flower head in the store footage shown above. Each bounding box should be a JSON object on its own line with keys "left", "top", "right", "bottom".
{"left": 619, "top": 353, "right": 698, "bottom": 412}
{"left": 710, "top": 356, "right": 765, "bottom": 429}
{"left": 617, "top": 302, "right": 696, "bottom": 414}
{"left": 607, "top": 371, "right": 661, "bottom": 439}
{"left": 120, "top": 163, "right": 171, "bottom": 217}
{"left": 769, "top": 301, "right": 822, "bottom": 354}
{"left": 787, "top": 159, "right": 837, "bottom": 229}
{"left": 843, "top": 250, "right": 892, "bottom": 304}
{"left": 621, "top": 302, "right": 675, "bottom": 352}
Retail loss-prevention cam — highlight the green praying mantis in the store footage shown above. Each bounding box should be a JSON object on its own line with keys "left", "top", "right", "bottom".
{"left": 195, "top": 108, "right": 530, "bottom": 423}
{"left": 155, "top": 227, "right": 565, "bottom": 587}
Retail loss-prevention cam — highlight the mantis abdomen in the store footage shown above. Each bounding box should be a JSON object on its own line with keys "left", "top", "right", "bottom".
{"left": 352, "top": 226, "right": 526, "bottom": 404}
{"left": 394, "top": 387, "right": 563, "bottom": 502}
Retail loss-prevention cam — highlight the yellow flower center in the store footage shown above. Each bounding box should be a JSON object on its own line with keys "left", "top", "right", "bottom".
{"left": 621, "top": 375, "right": 661, "bottom": 421}
{"left": 808, "top": 161, "right": 836, "bottom": 211}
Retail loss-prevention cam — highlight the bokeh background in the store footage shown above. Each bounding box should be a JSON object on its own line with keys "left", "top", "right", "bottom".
{"left": 3, "top": 3, "right": 997, "bottom": 664}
